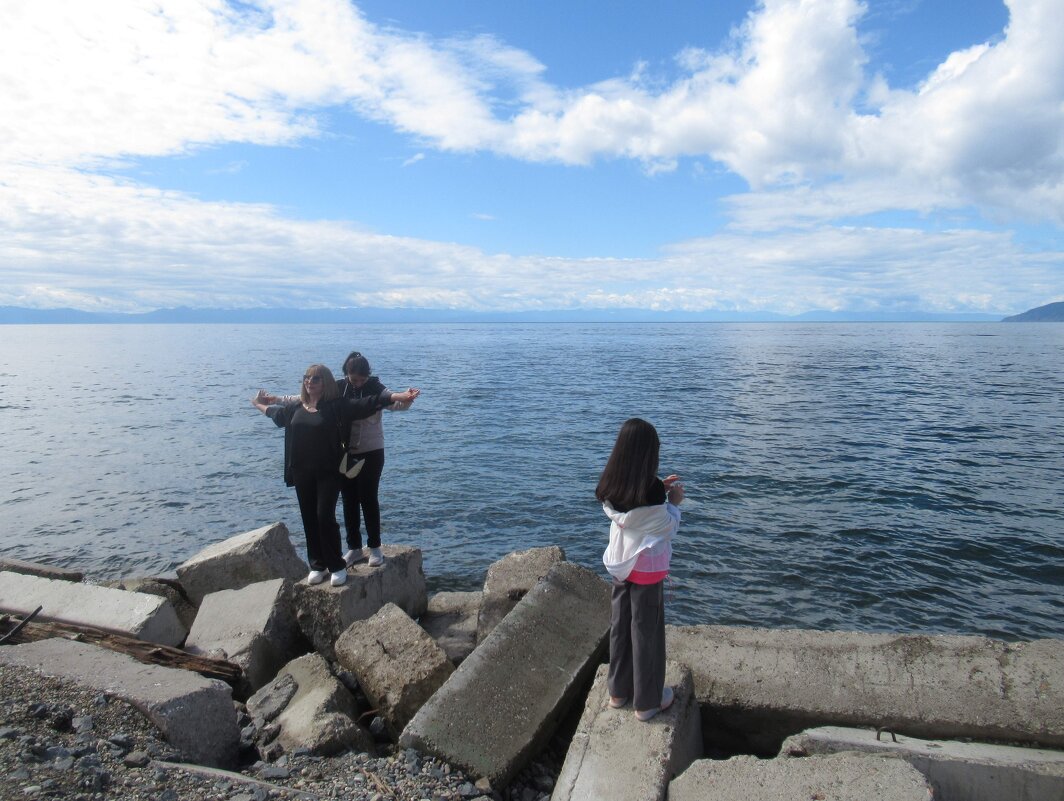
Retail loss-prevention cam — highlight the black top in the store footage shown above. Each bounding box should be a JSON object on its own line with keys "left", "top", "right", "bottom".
{"left": 265, "top": 392, "right": 391, "bottom": 486}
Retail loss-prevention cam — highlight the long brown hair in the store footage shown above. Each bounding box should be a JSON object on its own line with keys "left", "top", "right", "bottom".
{"left": 595, "top": 418, "right": 660, "bottom": 511}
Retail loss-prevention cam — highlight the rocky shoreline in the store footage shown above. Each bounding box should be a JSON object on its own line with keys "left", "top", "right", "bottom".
{"left": 0, "top": 663, "right": 565, "bottom": 801}
{"left": 2, "top": 524, "right": 1064, "bottom": 801}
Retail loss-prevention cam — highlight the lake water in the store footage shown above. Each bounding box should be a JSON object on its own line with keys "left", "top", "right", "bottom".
{"left": 1, "top": 322, "right": 1061, "bottom": 641}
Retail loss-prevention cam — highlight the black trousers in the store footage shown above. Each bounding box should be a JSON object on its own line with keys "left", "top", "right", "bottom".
{"left": 608, "top": 578, "right": 666, "bottom": 712}
{"left": 340, "top": 449, "right": 385, "bottom": 550}
{"left": 294, "top": 473, "right": 344, "bottom": 572}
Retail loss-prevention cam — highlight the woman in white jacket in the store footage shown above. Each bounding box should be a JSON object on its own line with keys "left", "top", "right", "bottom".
{"left": 597, "top": 418, "right": 684, "bottom": 722}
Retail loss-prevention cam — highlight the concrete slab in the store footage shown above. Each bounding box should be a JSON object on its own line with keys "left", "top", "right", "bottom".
{"left": 0, "top": 557, "right": 83, "bottom": 582}
{"left": 552, "top": 661, "right": 702, "bottom": 801}
{"left": 0, "top": 570, "right": 186, "bottom": 646}
{"left": 667, "top": 625, "right": 1064, "bottom": 753}
{"left": 668, "top": 753, "right": 932, "bottom": 801}
{"left": 0, "top": 638, "right": 240, "bottom": 768}
{"left": 477, "top": 546, "right": 565, "bottom": 644}
{"left": 102, "top": 576, "right": 198, "bottom": 631}
{"left": 247, "top": 652, "right": 371, "bottom": 757}
{"left": 335, "top": 603, "right": 454, "bottom": 738}
{"left": 784, "top": 725, "right": 1064, "bottom": 801}
{"left": 420, "top": 590, "right": 481, "bottom": 666}
{"left": 176, "top": 522, "right": 308, "bottom": 604}
{"left": 294, "top": 545, "right": 427, "bottom": 660}
{"left": 185, "top": 578, "right": 302, "bottom": 695}
{"left": 400, "top": 561, "right": 611, "bottom": 789}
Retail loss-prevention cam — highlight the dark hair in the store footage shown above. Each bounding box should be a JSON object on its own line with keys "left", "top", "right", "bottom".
{"left": 595, "top": 418, "right": 660, "bottom": 511}
{"left": 342, "top": 351, "right": 370, "bottom": 377}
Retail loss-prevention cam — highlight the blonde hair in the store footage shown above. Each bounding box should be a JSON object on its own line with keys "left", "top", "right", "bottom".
{"left": 300, "top": 364, "right": 339, "bottom": 404}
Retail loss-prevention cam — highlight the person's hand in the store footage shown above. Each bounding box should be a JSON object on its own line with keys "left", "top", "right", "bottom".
{"left": 255, "top": 389, "right": 279, "bottom": 404}
{"left": 664, "top": 474, "right": 684, "bottom": 505}
{"left": 392, "top": 388, "right": 420, "bottom": 404}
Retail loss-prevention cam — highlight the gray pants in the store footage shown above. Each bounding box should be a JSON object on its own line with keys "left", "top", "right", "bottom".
{"left": 607, "top": 578, "right": 666, "bottom": 712}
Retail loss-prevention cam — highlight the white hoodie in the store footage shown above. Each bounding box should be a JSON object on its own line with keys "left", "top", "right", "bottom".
{"left": 601, "top": 500, "right": 680, "bottom": 581}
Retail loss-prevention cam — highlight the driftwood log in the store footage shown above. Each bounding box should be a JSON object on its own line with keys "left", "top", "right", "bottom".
{"left": 0, "top": 612, "right": 242, "bottom": 686}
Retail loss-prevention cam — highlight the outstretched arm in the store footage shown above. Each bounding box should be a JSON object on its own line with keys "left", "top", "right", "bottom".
{"left": 251, "top": 394, "right": 290, "bottom": 427}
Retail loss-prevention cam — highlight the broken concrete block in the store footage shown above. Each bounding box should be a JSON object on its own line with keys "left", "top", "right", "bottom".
{"left": 294, "top": 545, "right": 426, "bottom": 660}
{"left": 783, "top": 725, "right": 1064, "bottom": 801}
{"left": 185, "top": 578, "right": 303, "bottom": 695}
{"left": 336, "top": 603, "right": 454, "bottom": 738}
{"left": 553, "top": 661, "right": 702, "bottom": 801}
{"left": 420, "top": 590, "right": 481, "bottom": 666}
{"left": 400, "top": 561, "right": 610, "bottom": 789}
{"left": 247, "top": 652, "right": 371, "bottom": 756}
{"left": 0, "top": 570, "right": 185, "bottom": 646}
{"left": 667, "top": 625, "right": 1064, "bottom": 753}
{"left": 102, "top": 576, "right": 198, "bottom": 631}
{"left": 0, "top": 638, "right": 239, "bottom": 768}
{"left": 476, "top": 545, "right": 565, "bottom": 644}
{"left": 668, "top": 753, "right": 932, "bottom": 801}
{"left": 176, "top": 522, "right": 307, "bottom": 604}
{"left": 0, "top": 557, "right": 83, "bottom": 582}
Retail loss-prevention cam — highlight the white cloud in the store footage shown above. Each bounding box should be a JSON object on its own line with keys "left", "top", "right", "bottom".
{"left": 0, "top": 165, "right": 1057, "bottom": 314}
{"left": 0, "top": 0, "right": 1060, "bottom": 314}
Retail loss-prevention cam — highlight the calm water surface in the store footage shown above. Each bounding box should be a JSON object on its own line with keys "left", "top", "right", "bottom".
{"left": 1, "top": 323, "right": 1061, "bottom": 641}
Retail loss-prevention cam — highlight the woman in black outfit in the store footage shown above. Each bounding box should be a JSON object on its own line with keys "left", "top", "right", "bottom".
{"left": 251, "top": 363, "right": 419, "bottom": 587}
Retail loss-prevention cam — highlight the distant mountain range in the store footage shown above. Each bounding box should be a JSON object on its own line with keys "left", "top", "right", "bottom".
{"left": 1002, "top": 301, "right": 1064, "bottom": 322}
{"left": 0, "top": 305, "right": 1009, "bottom": 324}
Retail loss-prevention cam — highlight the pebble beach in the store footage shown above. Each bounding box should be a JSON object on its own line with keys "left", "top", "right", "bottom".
{"left": 0, "top": 664, "right": 564, "bottom": 801}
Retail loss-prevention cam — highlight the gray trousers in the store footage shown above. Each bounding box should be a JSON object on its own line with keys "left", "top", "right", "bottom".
{"left": 607, "top": 578, "right": 666, "bottom": 712}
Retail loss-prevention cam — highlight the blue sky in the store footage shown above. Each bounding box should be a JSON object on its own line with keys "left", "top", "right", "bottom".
{"left": 0, "top": 0, "right": 1060, "bottom": 315}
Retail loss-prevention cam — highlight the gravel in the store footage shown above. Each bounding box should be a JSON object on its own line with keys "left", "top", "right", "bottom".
{"left": 0, "top": 663, "right": 563, "bottom": 801}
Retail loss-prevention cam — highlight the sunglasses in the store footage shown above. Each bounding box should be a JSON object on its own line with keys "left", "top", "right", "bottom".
{"left": 303, "top": 374, "right": 323, "bottom": 384}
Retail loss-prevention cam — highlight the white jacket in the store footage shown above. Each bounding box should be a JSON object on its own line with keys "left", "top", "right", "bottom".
{"left": 602, "top": 501, "right": 680, "bottom": 581}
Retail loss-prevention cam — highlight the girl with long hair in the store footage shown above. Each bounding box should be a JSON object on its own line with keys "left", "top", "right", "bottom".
{"left": 596, "top": 418, "right": 684, "bottom": 721}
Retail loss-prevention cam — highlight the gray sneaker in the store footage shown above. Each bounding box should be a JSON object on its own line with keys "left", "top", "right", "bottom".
{"left": 367, "top": 547, "right": 384, "bottom": 567}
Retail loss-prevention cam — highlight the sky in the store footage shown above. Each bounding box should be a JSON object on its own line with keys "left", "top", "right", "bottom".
{"left": 0, "top": 0, "right": 1062, "bottom": 316}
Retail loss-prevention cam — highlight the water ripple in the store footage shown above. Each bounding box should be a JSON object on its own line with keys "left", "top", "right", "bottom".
{"left": 0, "top": 322, "right": 1061, "bottom": 641}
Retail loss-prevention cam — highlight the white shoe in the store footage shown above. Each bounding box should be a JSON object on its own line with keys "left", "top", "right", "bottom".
{"left": 330, "top": 569, "right": 348, "bottom": 587}
{"left": 343, "top": 548, "right": 367, "bottom": 567}
{"left": 367, "top": 547, "right": 384, "bottom": 567}
{"left": 307, "top": 569, "right": 328, "bottom": 585}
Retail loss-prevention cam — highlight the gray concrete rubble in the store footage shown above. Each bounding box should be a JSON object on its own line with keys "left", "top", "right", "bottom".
{"left": 294, "top": 545, "right": 427, "bottom": 660}
{"left": 184, "top": 578, "right": 303, "bottom": 695}
{"left": 246, "top": 652, "right": 371, "bottom": 757}
{"left": 0, "top": 638, "right": 240, "bottom": 768}
{"left": 175, "top": 522, "right": 308, "bottom": 605}
{"left": 400, "top": 561, "right": 611, "bottom": 789}
{"left": 419, "top": 590, "right": 482, "bottom": 666}
{"left": 0, "top": 557, "right": 83, "bottom": 582}
{"left": 667, "top": 624, "right": 1064, "bottom": 753}
{"left": 668, "top": 753, "right": 933, "bottom": 801}
{"left": 0, "top": 570, "right": 186, "bottom": 646}
{"left": 335, "top": 603, "right": 454, "bottom": 737}
{"left": 476, "top": 545, "right": 565, "bottom": 644}
{"left": 552, "top": 661, "right": 702, "bottom": 801}
{"left": 101, "top": 575, "right": 198, "bottom": 631}
{"left": 783, "top": 725, "right": 1064, "bottom": 801}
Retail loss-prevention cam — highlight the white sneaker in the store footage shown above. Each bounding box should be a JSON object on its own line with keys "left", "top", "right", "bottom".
{"left": 307, "top": 569, "right": 328, "bottom": 585}
{"left": 367, "top": 547, "right": 384, "bottom": 567}
{"left": 343, "top": 549, "right": 367, "bottom": 567}
{"left": 330, "top": 568, "right": 348, "bottom": 587}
